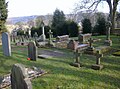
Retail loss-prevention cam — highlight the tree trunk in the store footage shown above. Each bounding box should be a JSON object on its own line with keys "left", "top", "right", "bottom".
{"left": 112, "top": 0, "right": 119, "bottom": 32}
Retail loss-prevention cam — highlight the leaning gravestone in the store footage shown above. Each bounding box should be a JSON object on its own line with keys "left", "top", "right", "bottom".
{"left": 28, "top": 41, "right": 37, "bottom": 61}
{"left": 11, "top": 63, "right": 32, "bottom": 89}
{"left": 2, "top": 32, "right": 11, "bottom": 56}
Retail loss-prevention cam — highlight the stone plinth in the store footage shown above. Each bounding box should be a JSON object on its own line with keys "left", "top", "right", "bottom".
{"left": 91, "top": 64, "right": 103, "bottom": 70}
{"left": 70, "top": 62, "right": 81, "bottom": 68}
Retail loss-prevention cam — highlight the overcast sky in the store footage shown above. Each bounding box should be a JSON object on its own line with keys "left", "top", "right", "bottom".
{"left": 7, "top": 0, "right": 110, "bottom": 18}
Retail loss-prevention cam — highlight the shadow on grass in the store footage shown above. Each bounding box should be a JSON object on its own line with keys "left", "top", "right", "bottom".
{"left": 31, "top": 62, "right": 120, "bottom": 88}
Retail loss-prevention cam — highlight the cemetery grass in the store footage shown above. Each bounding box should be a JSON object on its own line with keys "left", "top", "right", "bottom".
{"left": 0, "top": 35, "right": 120, "bottom": 89}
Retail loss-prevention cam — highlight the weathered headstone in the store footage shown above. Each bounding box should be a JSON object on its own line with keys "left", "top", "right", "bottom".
{"left": 56, "top": 35, "right": 69, "bottom": 42}
{"left": 70, "top": 44, "right": 88, "bottom": 68}
{"left": 28, "top": 41, "right": 37, "bottom": 61}
{"left": 40, "top": 21, "right": 46, "bottom": 41}
{"left": 78, "top": 33, "right": 91, "bottom": 44}
{"left": 11, "top": 63, "right": 32, "bottom": 89}
{"left": 91, "top": 50, "right": 103, "bottom": 70}
{"left": 48, "top": 29, "right": 54, "bottom": 46}
{"left": 67, "top": 39, "right": 78, "bottom": 50}
{"left": 2, "top": 32, "right": 11, "bottom": 56}
{"left": 104, "top": 21, "right": 112, "bottom": 46}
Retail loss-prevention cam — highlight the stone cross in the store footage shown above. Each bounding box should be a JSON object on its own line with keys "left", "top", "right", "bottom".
{"left": 48, "top": 29, "right": 53, "bottom": 44}
{"left": 2, "top": 32, "right": 11, "bottom": 56}
{"left": 11, "top": 63, "right": 32, "bottom": 89}
{"left": 28, "top": 41, "right": 37, "bottom": 61}
{"left": 88, "top": 37, "right": 94, "bottom": 48}
{"left": 41, "top": 21, "right": 46, "bottom": 41}
{"left": 96, "top": 50, "right": 103, "bottom": 65}
{"left": 106, "top": 21, "right": 111, "bottom": 40}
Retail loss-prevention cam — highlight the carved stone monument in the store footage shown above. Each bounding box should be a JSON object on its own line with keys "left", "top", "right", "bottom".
{"left": 104, "top": 21, "right": 112, "bottom": 46}
{"left": 40, "top": 21, "right": 46, "bottom": 41}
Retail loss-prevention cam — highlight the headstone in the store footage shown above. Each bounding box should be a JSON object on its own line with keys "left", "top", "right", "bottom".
{"left": 104, "top": 21, "right": 112, "bottom": 46}
{"left": 91, "top": 50, "right": 103, "bottom": 70}
{"left": 47, "top": 29, "right": 54, "bottom": 46}
{"left": 28, "top": 41, "right": 37, "bottom": 61}
{"left": 70, "top": 44, "right": 88, "bottom": 68}
{"left": 2, "top": 32, "right": 11, "bottom": 56}
{"left": 11, "top": 63, "right": 32, "bottom": 89}
{"left": 56, "top": 35, "right": 69, "bottom": 42}
{"left": 67, "top": 39, "right": 78, "bottom": 50}
{"left": 40, "top": 21, "right": 46, "bottom": 41}
{"left": 78, "top": 33, "right": 91, "bottom": 44}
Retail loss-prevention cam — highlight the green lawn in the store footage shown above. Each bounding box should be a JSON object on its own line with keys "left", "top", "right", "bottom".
{"left": 0, "top": 35, "right": 120, "bottom": 89}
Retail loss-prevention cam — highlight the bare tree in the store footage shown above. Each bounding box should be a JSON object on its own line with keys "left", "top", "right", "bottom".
{"left": 74, "top": 0, "right": 120, "bottom": 31}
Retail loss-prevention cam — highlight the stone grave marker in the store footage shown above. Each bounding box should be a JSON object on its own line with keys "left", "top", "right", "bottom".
{"left": 56, "top": 35, "right": 69, "bottom": 42}
{"left": 67, "top": 39, "right": 78, "bottom": 50}
{"left": 47, "top": 29, "right": 54, "bottom": 47}
{"left": 28, "top": 41, "right": 37, "bottom": 61}
{"left": 70, "top": 44, "right": 88, "bottom": 68}
{"left": 91, "top": 50, "right": 103, "bottom": 70}
{"left": 2, "top": 32, "right": 11, "bottom": 56}
{"left": 78, "top": 33, "right": 91, "bottom": 44}
{"left": 104, "top": 21, "right": 112, "bottom": 46}
{"left": 11, "top": 63, "right": 32, "bottom": 89}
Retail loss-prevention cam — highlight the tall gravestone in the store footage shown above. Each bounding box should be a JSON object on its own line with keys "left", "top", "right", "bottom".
{"left": 104, "top": 21, "right": 112, "bottom": 46}
{"left": 41, "top": 21, "right": 46, "bottom": 41}
{"left": 28, "top": 41, "right": 37, "bottom": 61}
{"left": 11, "top": 63, "right": 32, "bottom": 89}
{"left": 2, "top": 32, "right": 11, "bottom": 56}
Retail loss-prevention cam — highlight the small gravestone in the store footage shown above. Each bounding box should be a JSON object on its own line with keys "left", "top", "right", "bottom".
{"left": 11, "top": 63, "right": 32, "bottom": 89}
{"left": 67, "top": 39, "right": 78, "bottom": 50}
{"left": 2, "top": 32, "right": 11, "bottom": 56}
{"left": 91, "top": 50, "right": 103, "bottom": 70}
{"left": 28, "top": 41, "right": 37, "bottom": 61}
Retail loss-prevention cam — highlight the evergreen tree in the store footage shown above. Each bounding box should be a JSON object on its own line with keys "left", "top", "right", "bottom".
{"left": 93, "top": 17, "right": 107, "bottom": 35}
{"left": 67, "top": 20, "right": 78, "bottom": 37}
{"left": 0, "top": 0, "right": 8, "bottom": 33}
{"left": 82, "top": 18, "right": 92, "bottom": 34}
{"left": 51, "top": 9, "right": 66, "bottom": 36}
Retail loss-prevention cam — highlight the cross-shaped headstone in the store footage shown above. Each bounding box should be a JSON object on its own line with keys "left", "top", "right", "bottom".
{"left": 96, "top": 50, "right": 103, "bottom": 65}
{"left": 48, "top": 29, "right": 53, "bottom": 44}
{"left": 106, "top": 21, "right": 111, "bottom": 40}
{"left": 88, "top": 37, "right": 94, "bottom": 48}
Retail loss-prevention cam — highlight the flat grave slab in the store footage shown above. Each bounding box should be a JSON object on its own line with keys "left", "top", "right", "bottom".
{"left": 38, "top": 54, "right": 52, "bottom": 59}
